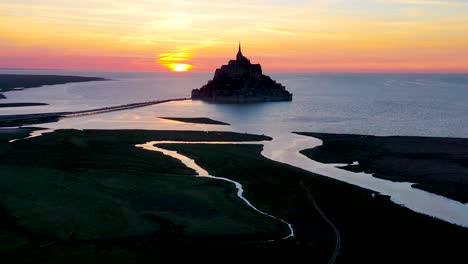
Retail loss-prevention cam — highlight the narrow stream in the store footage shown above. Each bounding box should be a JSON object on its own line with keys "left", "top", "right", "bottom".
{"left": 137, "top": 135, "right": 468, "bottom": 228}
{"left": 136, "top": 141, "right": 295, "bottom": 240}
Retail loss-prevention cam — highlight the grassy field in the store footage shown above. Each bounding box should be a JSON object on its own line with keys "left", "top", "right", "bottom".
{"left": 0, "top": 129, "right": 286, "bottom": 263}
{"left": 0, "top": 127, "right": 40, "bottom": 142}
{"left": 295, "top": 132, "right": 468, "bottom": 203}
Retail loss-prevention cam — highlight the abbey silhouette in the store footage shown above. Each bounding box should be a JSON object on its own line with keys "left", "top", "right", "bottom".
{"left": 192, "top": 43, "right": 292, "bottom": 103}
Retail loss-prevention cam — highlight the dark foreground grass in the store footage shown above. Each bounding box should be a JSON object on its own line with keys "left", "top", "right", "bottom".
{"left": 0, "top": 129, "right": 288, "bottom": 263}
{"left": 0, "top": 127, "right": 41, "bottom": 142}
{"left": 295, "top": 132, "right": 468, "bottom": 203}
{"left": 162, "top": 143, "right": 468, "bottom": 263}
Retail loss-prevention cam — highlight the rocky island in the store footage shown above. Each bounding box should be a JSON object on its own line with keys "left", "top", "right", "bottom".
{"left": 192, "top": 44, "right": 292, "bottom": 103}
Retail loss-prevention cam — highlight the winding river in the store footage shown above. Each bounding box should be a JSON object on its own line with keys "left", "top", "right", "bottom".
{"left": 135, "top": 141, "right": 295, "bottom": 240}
{"left": 136, "top": 133, "right": 468, "bottom": 229}
{"left": 134, "top": 132, "right": 468, "bottom": 241}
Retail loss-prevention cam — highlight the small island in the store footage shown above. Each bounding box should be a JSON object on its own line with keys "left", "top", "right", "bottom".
{"left": 159, "top": 117, "right": 230, "bottom": 125}
{"left": 192, "top": 43, "right": 292, "bottom": 103}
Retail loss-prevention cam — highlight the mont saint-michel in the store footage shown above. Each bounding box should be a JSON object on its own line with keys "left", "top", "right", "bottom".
{"left": 191, "top": 44, "right": 293, "bottom": 103}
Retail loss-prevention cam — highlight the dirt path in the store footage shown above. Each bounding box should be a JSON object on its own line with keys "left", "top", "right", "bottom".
{"left": 300, "top": 181, "right": 341, "bottom": 264}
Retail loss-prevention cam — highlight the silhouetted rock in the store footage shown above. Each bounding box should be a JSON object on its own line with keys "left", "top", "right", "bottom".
{"left": 192, "top": 43, "right": 292, "bottom": 103}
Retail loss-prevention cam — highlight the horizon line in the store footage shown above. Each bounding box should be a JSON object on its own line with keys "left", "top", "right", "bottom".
{"left": 1, "top": 67, "right": 468, "bottom": 75}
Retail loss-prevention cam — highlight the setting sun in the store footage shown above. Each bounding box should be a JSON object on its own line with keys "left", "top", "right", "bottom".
{"left": 169, "top": 63, "right": 193, "bottom": 72}
{"left": 158, "top": 51, "right": 193, "bottom": 72}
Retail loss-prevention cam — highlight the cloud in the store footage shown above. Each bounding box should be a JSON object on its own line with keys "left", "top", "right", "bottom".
{"left": 382, "top": 0, "right": 468, "bottom": 5}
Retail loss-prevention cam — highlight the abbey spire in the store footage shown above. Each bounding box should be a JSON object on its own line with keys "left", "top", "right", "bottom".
{"left": 236, "top": 42, "right": 243, "bottom": 61}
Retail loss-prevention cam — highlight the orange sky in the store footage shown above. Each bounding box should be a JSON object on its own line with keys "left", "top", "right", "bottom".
{"left": 1, "top": 0, "right": 467, "bottom": 72}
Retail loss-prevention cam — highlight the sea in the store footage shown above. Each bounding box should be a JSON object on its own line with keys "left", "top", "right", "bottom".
{"left": 1, "top": 69, "right": 467, "bottom": 138}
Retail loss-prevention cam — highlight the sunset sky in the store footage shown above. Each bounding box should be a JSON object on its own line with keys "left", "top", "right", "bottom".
{"left": 1, "top": 0, "right": 467, "bottom": 72}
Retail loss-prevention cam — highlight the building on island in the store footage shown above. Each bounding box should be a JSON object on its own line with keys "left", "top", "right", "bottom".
{"left": 191, "top": 43, "right": 293, "bottom": 103}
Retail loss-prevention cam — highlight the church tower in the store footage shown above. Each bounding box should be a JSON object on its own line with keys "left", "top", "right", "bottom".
{"left": 236, "top": 42, "right": 243, "bottom": 61}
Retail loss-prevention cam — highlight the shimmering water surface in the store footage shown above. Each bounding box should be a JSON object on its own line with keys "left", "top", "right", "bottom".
{"left": 2, "top": 69, "right": 467, "bottom": 137}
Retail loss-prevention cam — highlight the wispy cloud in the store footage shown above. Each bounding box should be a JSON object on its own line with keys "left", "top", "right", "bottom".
{"left": 382, "top": 0, "right": 468, "bottom": 5}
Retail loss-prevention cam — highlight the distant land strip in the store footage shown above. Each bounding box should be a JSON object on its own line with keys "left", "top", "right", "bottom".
{"left": 0, "top": 74, "right": 108, "bottom": 99}
{"left": 159, "top": 117, "right": 230, "bottom": 125}
{"left": 0, "top": 103, "right": 48, "bottom": 108}
{"left": 0, "top": 98, "right": 190, "bottom": 127}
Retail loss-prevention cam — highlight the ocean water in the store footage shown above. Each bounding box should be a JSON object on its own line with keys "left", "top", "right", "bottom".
{"left": 1, "top": 69, "right": 467, "bottom": 138}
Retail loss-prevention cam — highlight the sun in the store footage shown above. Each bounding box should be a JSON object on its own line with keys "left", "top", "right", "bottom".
{"left": 170, "top": 63, "right": 193, "bottom": 72}
{"left": 158, "top": 52, "right": 193, "bottom": 72}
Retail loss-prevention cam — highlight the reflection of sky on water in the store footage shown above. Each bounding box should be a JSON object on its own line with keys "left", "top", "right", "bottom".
{"left": 1, "top": 70, "right": 468, "bottom": 138}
